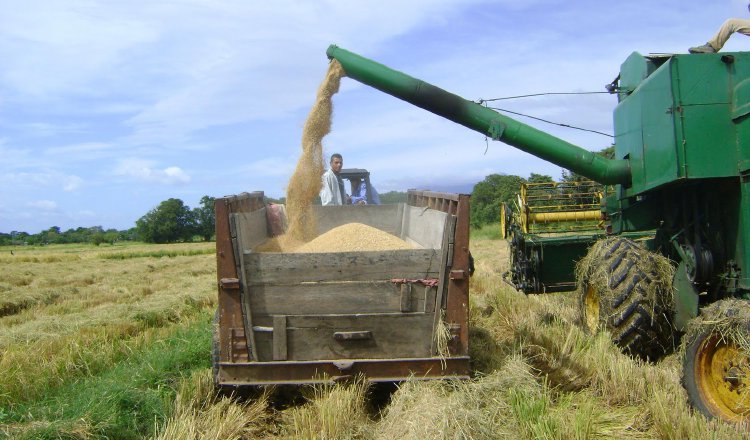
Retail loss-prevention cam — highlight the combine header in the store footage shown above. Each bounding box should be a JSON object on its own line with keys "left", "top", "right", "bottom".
{"left": 503, "top": 180, "right": 608, "bottom": 293}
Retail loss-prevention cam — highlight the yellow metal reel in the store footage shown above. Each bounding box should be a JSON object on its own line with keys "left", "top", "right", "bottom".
{"left": 529, "top": 210, "right": 603, "bottom": 223}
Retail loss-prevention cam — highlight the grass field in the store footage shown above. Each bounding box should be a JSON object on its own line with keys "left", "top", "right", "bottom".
{"left": 1, "top": 236, "right": 748, "bottom": 439}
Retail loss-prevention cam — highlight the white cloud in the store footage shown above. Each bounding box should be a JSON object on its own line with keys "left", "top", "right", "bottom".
{"left": 75, "top": 209, "right": 96, "bottom": 218}
{"left": 22, "top": 122, "right": 88, "bottom": 137}
{"left": 0, "top": 2, "right": 159, "bottom": 98}
{"left": 1, "top": 171, "right": 84, "bottom": 191}
{"left": 114, "top": 158, "right": 191, "bottom": 185}
{"left": 63, "top": 175, "right": 83, "bottom": 191}
{"left": 45, "top": 142, "right": 114, "bottom": 161}
{"left": 26, "top": 200, "right": 58, "bottom": 211}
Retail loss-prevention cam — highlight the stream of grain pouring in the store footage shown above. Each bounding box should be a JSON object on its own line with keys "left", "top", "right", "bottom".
{"left": 284, "top": 60, "right": 344, "bottom": 243}
{"left": 263, "top": 59, "right": 413, "bottom": 253}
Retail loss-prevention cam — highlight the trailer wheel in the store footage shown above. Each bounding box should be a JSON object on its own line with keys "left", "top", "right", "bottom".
{"left": 578, "top": 237, "right": 674, "bottom": 361}
{"left": 682, "top": 299, "right": 750, "bottom": 423}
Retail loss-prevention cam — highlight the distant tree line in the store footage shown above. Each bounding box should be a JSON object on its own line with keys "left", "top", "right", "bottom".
{"left": 2, "top": 147, "right": 614, "bottom": 245}
{"left": 0, "top": 226, "right": 135, "bottom": 247}
{"left": 1, "top": 195, "right": 217, "bottom": 246}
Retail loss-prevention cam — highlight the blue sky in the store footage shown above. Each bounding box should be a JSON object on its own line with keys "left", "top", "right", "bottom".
{"left": 1, "top": 0, "right": 747, "bottom": 233}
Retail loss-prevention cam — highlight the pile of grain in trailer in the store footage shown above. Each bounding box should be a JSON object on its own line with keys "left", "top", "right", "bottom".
{"left": 285, "top": 60, "right": 345, "bottom": 242}
{"left": 293, "top": 223, "right": 415, "bottom": 253}
{"left": 252, "top": 235, "right": 305, "bottom": 253}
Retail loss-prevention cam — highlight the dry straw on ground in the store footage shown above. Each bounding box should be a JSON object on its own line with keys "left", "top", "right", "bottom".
{"left": 5, "top": 238, "right": 750, "bottom": 438}
{"left": 153, "top": 370, "right": 270, "bottom": 440}
{"left": 285, "top": 60, "right": 345, "bottom": 243}
{"left": 683, "top": 297, "right": 750, "bottom": 353}
{"left": 0, "top": 243, "right": 216, "bottom": 408}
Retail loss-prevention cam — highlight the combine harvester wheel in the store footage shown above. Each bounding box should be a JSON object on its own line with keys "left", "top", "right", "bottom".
{"left": 682, "top": 299, "right": 750, "bottom": 423}
{"left": 578, "top": 237, "right": 675, "bottom": 361}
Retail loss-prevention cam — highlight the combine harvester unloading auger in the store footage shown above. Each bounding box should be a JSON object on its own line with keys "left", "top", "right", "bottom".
{"left": 327, "top": 44, "right": 750, "bottom": 423}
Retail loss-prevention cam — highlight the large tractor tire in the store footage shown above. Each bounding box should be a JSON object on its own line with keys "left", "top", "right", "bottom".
{"left": 682, "top": 299, "right": 750, "bottom": 423}
{"left": 578, "top": 237, "right": 675, "bottom": 361}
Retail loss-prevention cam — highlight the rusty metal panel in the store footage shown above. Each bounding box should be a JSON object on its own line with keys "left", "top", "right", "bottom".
{"left": 445, "top": 194, "right": 470, "bottom": 356}
{"left": 408, "top": 190, "right": 470, "bottom": 357}
{"left": 218, "top": 356, "right": 470, "bottom": 385}
{"left": 215, "top": 192, "right": 266, "bottom": 364}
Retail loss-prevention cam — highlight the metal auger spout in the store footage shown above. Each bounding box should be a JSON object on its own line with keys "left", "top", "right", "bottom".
{"left": 326, "top": 45, "right": 631, "bottom": 185}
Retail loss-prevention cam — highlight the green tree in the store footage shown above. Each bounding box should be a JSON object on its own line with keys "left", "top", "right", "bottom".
{"left": 470, "top": 174, "right": 525, "bottom": 228}
{"left": 193, "top": 195, "right": 216, "bottom": 241}
{"left": 378, "top": 191, "right": 408, "bottom": 204}
{"left": 528, "top": 173, "right": 553, "bottom": 184}
{"left": 44, "top": 226, "right": 61, "bottom": 244}
{"left": 136, "top": 198, "right": 197, "bottom": 243}
{"left": 91, "top": 233, "right": 106, "bottom": 246}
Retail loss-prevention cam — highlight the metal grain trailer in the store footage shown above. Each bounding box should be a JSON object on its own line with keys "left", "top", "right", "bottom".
{"left": 213, "top": 190, "right": 471, "bottom": 386}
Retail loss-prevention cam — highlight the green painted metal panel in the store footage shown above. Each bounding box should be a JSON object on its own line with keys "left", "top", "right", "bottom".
{"left": 615, "top": 56, "right": 680, "bottom": 196}
{"left": 673, "top": 54, "right": 740, "bottom": 179}
{"left": 739, "top": 179, "right": 750, "bottom": 291}
{"left": 619, "top": 52, "right": 657, "bottom": 94}
{"left": 525, "top": 234, "right": 600, "bottom": 293}
{"left": 614, "top": 53, "right": 750, "bottom": 197}
{"left": 672, "top": 261, "right": 700, "bottom": 331}
{"left": 640, "top": 66, "right": 680, "bottom": 188}
{"left": 737, "top": 81, "right": 750, "bottom": 173}
{"left": 613, "top": 90, "right": 645, "bottom": 194}
{"left": 680, "top": 105, "right": 736, "bottom": 178}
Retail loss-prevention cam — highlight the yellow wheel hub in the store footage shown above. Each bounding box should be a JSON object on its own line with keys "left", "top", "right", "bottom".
{"left": 695, "top": 334, "right": 750, "bottom": 421}
{"left": 584, "top": 284, "right": 600, "bottom": 333}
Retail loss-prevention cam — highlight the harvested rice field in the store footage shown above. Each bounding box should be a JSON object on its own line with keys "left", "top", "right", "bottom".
{"left": 1, "top": 234, "right": 748, "bottom": 439}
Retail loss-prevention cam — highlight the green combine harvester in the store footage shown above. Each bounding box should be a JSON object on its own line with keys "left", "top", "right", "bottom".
{"left": 327, "top": 45, "right": 750, "bottom": 423}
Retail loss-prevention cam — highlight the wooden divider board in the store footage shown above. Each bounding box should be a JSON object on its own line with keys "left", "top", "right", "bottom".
{"left": 243, "top": 249, "right": 441, "bottom": 284}
{"left": 253, "top": 313, "right": 435, "bottom": 361}
{"left": 247, "top": 282, "right": 437, "bottom": 316}
{"left": 313, "top": 204, "right": 401, "bottom": 235}
{"left": 400, "top": 205, "right": 447, "bottom": 249}
{"left": 230, "top": 209, "right": 269, "bottom": 251}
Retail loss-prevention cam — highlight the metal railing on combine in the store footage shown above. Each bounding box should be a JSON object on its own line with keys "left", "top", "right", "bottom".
{"left": 517, "top": 181, "right": 607, "bottom": 234}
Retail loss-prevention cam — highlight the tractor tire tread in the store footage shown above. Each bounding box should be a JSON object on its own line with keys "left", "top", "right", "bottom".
{"left": 609, "top": 258, "right": 636, "bottom": 290}
{"left": 581, "top": 237, "right": 674, "bottom": 361}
